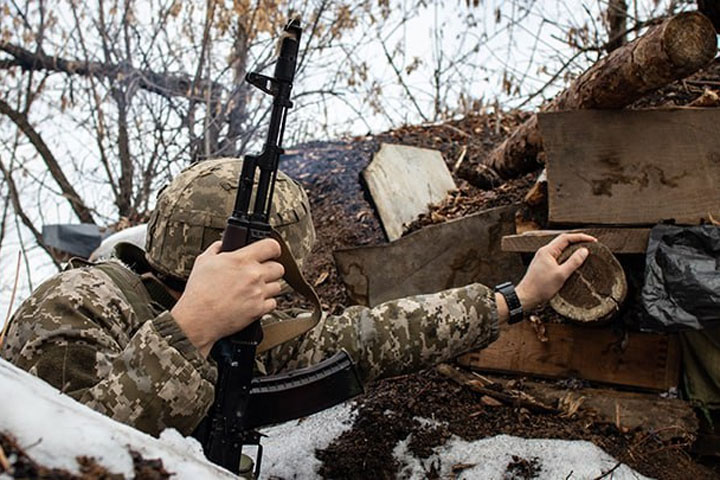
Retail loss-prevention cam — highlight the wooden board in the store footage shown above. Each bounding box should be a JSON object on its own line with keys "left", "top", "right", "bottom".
{"left": 457, "top": 321, "right": 681, "bottom": 391}
{"left": 334, "top": 206, "right": 524, "bottom": 307}
{"left": 514, "top": 378, "right": 698, "bottom": 440}
{"left": 502, "top": 228, "right": 650, "bottom": 254}
{"left": 541, "top": 108, "right": 720, "bottom": 225}
{"left": 362, "top": 143, "right": 456, "bottom": 241}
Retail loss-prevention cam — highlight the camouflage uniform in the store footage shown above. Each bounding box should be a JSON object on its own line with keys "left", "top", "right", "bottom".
{"left": 1, "top": 159, "right": 499, "bottom": 439}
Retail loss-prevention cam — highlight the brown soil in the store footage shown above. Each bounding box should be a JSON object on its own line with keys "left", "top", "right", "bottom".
{"left": 0, "top": 432, "right": 171, "bottom": 479}
{"left": 283, "top": 61, "right": 720, "bottom": 480}
{"left": 316, "top": 369, "right": 716, "bottom": 480}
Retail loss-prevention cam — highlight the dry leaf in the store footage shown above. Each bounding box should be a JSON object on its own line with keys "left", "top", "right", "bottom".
{"left": 314, "top": 271, "right": 330, "bottom": 286}
{"left": 451, "top": 463, "right": 476, "bottom": 473}
{"left": 528, "top": 315, "right": 549, "bottom": 343}
{"left": 480, "top": 395, "right": 503, "bottom": 407}
{"left": 559, "top": 392, "right": 585, "bottom": 418}
{"left": 709, "top": 212, "right": 720, "bottom": 226}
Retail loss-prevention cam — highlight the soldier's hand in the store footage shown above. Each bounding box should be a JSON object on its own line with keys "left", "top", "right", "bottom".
{"left": 515, "top": 233, "right": 597, "bottom": 311}
{"left": 171, "top": 238, "right": 285, "bottom": 357}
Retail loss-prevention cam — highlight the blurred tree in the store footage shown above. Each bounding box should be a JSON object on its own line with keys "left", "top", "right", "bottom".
{"left": 0, "top": 0, "right": 696, "bottom": 283}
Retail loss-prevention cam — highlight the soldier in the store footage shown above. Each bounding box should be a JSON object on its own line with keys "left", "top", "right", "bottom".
{"left": 1, "top": 158, "right": 594, "bottom": 440}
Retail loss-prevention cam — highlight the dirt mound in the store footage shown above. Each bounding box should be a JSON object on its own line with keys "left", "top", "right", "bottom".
{"left": 316, "top": 369, "right": 715, "bottom": 480}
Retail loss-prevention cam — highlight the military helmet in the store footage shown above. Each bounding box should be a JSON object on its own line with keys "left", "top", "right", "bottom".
{"left": 145, "top": 158, "right": 315, "bottom": 282}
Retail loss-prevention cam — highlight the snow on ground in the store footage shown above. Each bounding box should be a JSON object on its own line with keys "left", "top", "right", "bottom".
{"left": 1, "top": 356, "right": 652, "bottom": 479}
{"left": 259, "top": 403, "right": 653, "bottom": 480}
{"left": 394, "top": 434, "right": 651, "bottom": 480}
{"left": 259, "top": 402, "right": 357, "bottom": 478}
{"left": 0, "top": 358, "right": 236, "bottom": 479}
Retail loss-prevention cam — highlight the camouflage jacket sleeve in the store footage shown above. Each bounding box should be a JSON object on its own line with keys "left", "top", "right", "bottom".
{"left": 0, "top": 266, "right": 217, "bottom": 437}
{"left": 260, "top": 282, "right": 498, "bottom": 383}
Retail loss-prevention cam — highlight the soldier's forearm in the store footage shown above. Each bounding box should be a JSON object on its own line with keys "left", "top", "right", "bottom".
{"left": 494, "top": 292, "right": 509, "bottom": 325}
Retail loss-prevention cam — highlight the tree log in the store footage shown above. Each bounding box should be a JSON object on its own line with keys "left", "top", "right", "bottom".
{"left": 550, "top": 242, "right": 627, "bottom": 323}
{"left": 476, "top": 11, "right": 717, "bottom": 183}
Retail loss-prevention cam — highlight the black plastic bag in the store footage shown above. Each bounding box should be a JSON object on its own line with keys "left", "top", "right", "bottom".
{"left": 641, "top": 225, "right": 720, "bottom": 331}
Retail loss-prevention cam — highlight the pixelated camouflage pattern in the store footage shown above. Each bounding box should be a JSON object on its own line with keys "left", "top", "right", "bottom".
{"left": 1, "top": 260, "right": 498, "bottom": 438}
{"left": 0, "top": 262, "right": 217, "bottom": 437}
{"left": 146, "top": 158, "right": 315, "bottom": 281}
{"left": 1, "top": 156, "right": 500, "bottom": 444}
{"left": 259, "top": 283, "right": 499, "bottom": 383}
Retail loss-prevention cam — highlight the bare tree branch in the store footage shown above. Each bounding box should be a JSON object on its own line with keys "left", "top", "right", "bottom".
{"left": 0, "top": 98, "right": 95, "bottom": 224}
{"left": 0, "top": 157, "right": 60, "bottom": 268}
{"left": 0, "top": 41, "right": 224, "bottom": 101}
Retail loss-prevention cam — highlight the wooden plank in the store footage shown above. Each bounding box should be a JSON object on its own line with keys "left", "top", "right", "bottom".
{"left": 541, "top": 108, "right": 720, "bottom": 225}
{"left": 334, "top": 206, "right": 524, "bottom": 307}
{"left": 512, "top": 377, "right": 698, "bottom": 440}
{"left": 502, "top": 228, "right": 650, "bottom": 254}
{"left": 457, "top": 321, "right": 681, "bottom": 391}
{"left": 362, "top": 143, "right": 456, "bottom": 241}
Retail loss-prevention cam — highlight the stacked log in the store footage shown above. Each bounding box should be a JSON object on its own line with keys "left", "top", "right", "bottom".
{"left": 472, "top": 11, "right": 717, "bottom": 185}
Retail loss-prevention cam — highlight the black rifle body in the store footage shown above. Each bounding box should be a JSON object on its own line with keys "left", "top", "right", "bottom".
{"left": 197, "top": 20, "right": 302, "bottom": 475}
{"left": 194, "top": 20, "right": 363, "bottom": 477}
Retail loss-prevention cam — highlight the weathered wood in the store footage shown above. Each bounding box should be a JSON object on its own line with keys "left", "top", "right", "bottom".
{"left": 549, "top": 242, "right": 627, "bottom": 323}
{"left": 542, "top": 108, "right": 720, "bottom": 225}
{"left": 457, "top": 321, "right": 681, "bottom": 391}
{"left": 334, "top": 206, "right": 524, "bottom": 307}
{"left": 512, "top": 377, "right": 698, "bottom": 440}
{"left": 474, "top": 11, "right": 716, "bottom": 183}
{"left": 436, "top": 364, "right": 557, "bottom": 413}
{"left": 502, "top": 228, "right": 651, "bottom": 254}
{"left": 362, "top": 143, "right": 456, "bottom": 241}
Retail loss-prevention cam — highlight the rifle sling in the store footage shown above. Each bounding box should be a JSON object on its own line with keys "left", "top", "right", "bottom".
{"left": 257, "top": 229, "right": 322, "bottom": 354}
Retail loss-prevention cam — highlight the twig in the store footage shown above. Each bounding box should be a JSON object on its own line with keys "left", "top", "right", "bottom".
{"left": 592, "top": 462, "right": 621, "bottom": 480}
{"left": 515, "top": 49, "right": 586, "bottom": 110}
{"left": 452, "top": 146, "right": 468, "bottom": 173}
{"left": 0, "top": 251, "right": 21, "bottom": 348}
{"left": 442, "top": 124, "right": 470, "bottom": 138}
{"left": 685, "top": 79, "right": 720, "bottom": 87}
{"left": 437, "top": 363, "right": 557, "bottom": 413}
{"left": 0, "top": 442, "right": 10, "bottom": 471}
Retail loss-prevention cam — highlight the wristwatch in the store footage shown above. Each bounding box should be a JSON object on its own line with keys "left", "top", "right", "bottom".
{"left": 494, "top": 281, "right": 524, "bottom": 324}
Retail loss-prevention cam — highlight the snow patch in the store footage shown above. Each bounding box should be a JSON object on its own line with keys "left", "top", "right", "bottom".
{"left": 259, "top": 401, "right": 357, "bottom": 478}
{"left": 0, "top": 358, "right": 237, "bottom": 479}
{"left": 394, "top": 432, "right": 652, "bottom": 480}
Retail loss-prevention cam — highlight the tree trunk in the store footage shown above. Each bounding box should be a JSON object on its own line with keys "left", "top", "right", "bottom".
{"left": 606, "top": 0, "right": 628, "bottom": 52}
{"left": 475, "top": 11, "right": 716, "bottom": 184}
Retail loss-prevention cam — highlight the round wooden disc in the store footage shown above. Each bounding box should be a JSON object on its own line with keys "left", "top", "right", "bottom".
{"left": 549, "top": 241, "right": 627, "bottom": 323}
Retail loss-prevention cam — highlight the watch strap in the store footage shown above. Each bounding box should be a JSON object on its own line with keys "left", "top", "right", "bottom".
{"left": 494, "top": 281, "right": 524, "bottom": 324}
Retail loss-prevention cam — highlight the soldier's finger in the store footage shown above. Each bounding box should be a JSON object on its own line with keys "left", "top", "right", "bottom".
{"left": 545, "top": 233, "right": 597, "bottom": 257}
{"left": 237, "top": 238, "right": 282, "bottom": 262}
{"left": 203, "top": 241, "right": 223, "bottom": 256}
{"left": 558, "top": 247, "right": 589, "bottom": 279}
{"left": 264, "top": 281, "right": 283, "bottom": 297}
{"left": 260, "top": 261, "right": 285, "bottom": 282}
{"left": 262, "top": 298, "right": 278, "bottom": 315}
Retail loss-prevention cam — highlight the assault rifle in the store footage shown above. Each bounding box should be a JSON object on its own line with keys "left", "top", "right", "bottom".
{"left": 193, "top": 20, "right": 362, "bottom": 476}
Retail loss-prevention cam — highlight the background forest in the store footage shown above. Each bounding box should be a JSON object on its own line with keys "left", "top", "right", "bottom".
{"left": 0, "top": 0, "right": 703, "bottom": 315}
